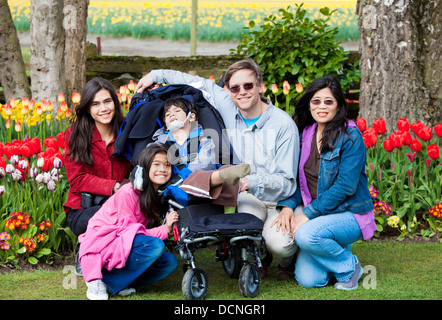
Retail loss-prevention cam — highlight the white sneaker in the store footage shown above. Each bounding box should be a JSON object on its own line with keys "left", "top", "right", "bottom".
{"left": 118, "top": 287, "right": 136, "bottom": 296}
{"left": 86, "top": 279, "right": 109, "bottom": 300}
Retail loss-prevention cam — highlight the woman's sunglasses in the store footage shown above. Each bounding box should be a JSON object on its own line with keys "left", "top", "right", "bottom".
{"left": 229, "top": 83, "right": 255, "bottom": 94}
{"left": 310, "top": 99, "right": 336, "bottom": 106}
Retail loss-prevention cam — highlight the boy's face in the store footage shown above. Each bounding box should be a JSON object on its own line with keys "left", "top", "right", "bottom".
{"left": 164, "top": 105, "right": 196, "bottom": 129}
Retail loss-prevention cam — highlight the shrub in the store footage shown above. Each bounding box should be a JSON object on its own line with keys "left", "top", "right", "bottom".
{"left": 232, "top": 3, "right": 360, "bottom": 112}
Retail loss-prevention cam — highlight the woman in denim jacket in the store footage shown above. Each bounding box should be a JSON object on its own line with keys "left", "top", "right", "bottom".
{"left": 276, "top": 76, "right": 376, "bottom": 290}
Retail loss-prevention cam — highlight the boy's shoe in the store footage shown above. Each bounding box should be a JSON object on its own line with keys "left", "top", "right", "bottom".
{"left": 86, "top": 279, "right": 109, "bottom": 300}
{"left": 118, "top": 287, "right": 136, "bottom": 297}
{"left": 334, "top": 258, "right": 363, "bottom": 291}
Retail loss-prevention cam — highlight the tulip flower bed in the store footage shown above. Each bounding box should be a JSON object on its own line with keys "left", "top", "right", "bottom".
{"left": 0, "top": 84, "right": 134, "bottom": 267}
{"left": 1, "top": 79, "right": 441, "bottom": 268}
{"left": 10, "top": 0, "right": 360, "bottom": 43}
{"left": 358, "top": 117, "right": 442, "bottom": 240}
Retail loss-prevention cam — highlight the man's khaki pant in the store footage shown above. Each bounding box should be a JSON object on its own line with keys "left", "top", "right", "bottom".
{"left": 237, "top": 192, "right": 298, "bottom": 267}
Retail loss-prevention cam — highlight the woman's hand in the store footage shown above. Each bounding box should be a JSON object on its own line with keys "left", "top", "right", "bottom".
{"left": 290, "top": 212, "right": 309, "bottom": 238}
{"left": 113, "top": 182, "right": 121, "bottom": 193}
{"left": 270, "top": 207, "right": 295, "bottom": 235}
{"left": 164, "top": 211, "right": 179, "bottom": 233}
{"left": 135, "top": 73, "right": 154, "bottom": 93}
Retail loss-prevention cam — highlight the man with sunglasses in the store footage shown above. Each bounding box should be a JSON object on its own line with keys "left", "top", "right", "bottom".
{"left": 136, "top": 59, "right": 300, "bottom": 279}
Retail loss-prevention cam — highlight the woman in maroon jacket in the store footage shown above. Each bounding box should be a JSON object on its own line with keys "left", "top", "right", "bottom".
{"left": 64, "top": 77, "right": 131, "bottom": 237}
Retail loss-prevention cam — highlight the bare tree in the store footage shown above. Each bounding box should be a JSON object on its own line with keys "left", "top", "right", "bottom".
{"left": 357, "top": 0, "right": 441, "bottom": 132}
{"left": 0, "top": 0, "right": 31, "bottom": 101}
{"left": 64, "top": 0, "right": 89, "bottom": 105}
{"left": 29, "top": 0, "right": 66, "bottom": 104}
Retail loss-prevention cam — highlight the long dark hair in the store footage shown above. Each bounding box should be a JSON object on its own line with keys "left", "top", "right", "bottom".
{"left": 69, "top": 77, "right": 125, "bottom": 166}
{"left": 137, "top": 145, "right": 170, "bottom": 221}
{"left": 293, "top": 76, "right": 348, "bottom": 153}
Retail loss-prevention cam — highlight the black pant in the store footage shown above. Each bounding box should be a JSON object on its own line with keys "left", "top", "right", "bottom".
{"left": 66, "top": 206, "right": 101, "bottom": 237}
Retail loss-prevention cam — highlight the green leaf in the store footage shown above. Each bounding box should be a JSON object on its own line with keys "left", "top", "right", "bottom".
{"left": 38, "top": 248, "right": 51, "bottom": 256}
{"left": 319, "top": 7, "right": 330, "bottom": 16}
{"left": 28, "top": 256, "right": 38, "bottom": 265}
{"left": 16, "top": 246, "right": 27, "bottom": 254}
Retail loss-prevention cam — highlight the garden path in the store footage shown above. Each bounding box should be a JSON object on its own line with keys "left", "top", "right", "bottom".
{"left": 18, "top": 32, "right": 359, "bottom": 57}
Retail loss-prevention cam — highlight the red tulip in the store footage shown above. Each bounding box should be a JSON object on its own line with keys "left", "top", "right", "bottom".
{"left": 434, "top": 123, "right": 442, "bottom": 137}
{"left": 56, "top": 132, "right": 65, "bottom": 149}
{"left": 383, "top": 137, "right": 394, "bottom": 152}
{"left": 409, "top": 138, "right": 422, "bottom": 152}
{"left": 0, "top": 157, "right": 6, "bottom": 170}
{"left": 416, "top": 125, "right": 432, "bottom": 141}
{"left": 427, "top": 144, "right": 440, "bottom": 160}
{"left": 411, "top": 120, "right": 424, "bottom": 135}
{"left": 20, "top": 145, "right": 33, "bottom": 158}
{"left": 401, "top": 130, "right": 412, "bottom": 146}
{"left": 356, "top": 118, "right": 367, "bottom": 132}
{"left": 295, "top": 83, "right": 303, "bottom": 93}
{"left": 392, "top": 132, "right": 405, "bottom": 149}
{"left": 44, "top": 137, "right": 59, "bottom": 150}
{"left": 372, "top": 118, "right": 387, "bottom": 134}
{"left": 362, "top": 127, "right": 377, "bottom": 148}
{"left": 29, "top": 137, "right": 42, "bottom": 155}
{"left": 397, "top": 118, "right": 410, "bottom": 132}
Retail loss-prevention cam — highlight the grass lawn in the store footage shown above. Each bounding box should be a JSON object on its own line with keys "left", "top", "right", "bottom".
{"left": 0, "top": 240, "right": 440, "bottom": 302}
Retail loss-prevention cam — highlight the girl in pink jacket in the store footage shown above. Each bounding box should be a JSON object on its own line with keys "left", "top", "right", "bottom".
{"left": 79, "top": 144, "right": 179, "bottom": 300}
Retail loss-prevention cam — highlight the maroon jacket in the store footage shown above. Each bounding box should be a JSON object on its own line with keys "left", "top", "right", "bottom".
{"left": 63, "top": 125, "right": 131, "bottom": 214}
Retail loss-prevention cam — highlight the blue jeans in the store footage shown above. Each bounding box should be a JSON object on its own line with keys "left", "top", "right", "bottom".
{"left": 101, "top": 235, "right": 178, "bottom": 295}
{"left": 294, "top": 212, "right": 362, "bottom": 288}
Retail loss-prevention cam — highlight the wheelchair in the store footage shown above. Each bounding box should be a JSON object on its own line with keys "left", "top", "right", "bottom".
{"left": 168, "top": 199, "right": 266, "bottom": 300}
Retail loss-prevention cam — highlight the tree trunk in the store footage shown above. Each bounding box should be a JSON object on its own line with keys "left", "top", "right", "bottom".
{"left": 29, "top": 0, "right": 66, "bottom": 104}
{"left": 0, "top": 0, "right": 31, "bottom": 101}
{"left": 356, "top": 0, "right": 441, "bottom": 133}
{"left": 64, "top": 0, "right": 89, "bottom": 106}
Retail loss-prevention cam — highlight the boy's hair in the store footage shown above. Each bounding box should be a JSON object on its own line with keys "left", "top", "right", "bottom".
{"left": 162, "top": 97, "right": 198, "bottom": 124}
{"left": 224, "top": 59, "right": 264, "bottom": 90}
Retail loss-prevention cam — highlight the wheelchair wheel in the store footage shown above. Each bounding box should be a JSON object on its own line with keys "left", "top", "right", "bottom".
{"left": 238, "top": 263, "right": 260, "bottom": 298}
{"left": 182, "top": 267, "right": 208, "bottom": 300}
{"left": 222, "top": 245, "right": 242, "bottom": 279}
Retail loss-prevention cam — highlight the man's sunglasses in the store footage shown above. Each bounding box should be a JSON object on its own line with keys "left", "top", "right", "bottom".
{"left": 310, "top": 99, "right": 336, "bottom": 106}
{"left": 229, "top": 83, "right": 255, "bottom": 94}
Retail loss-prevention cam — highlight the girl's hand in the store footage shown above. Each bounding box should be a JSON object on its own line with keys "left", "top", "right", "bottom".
{"left": 164, "top": 211, "right": 179, "bottom": 233}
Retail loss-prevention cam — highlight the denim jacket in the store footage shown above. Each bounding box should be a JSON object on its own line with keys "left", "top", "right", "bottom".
{"left": 278, "top": 121, "right": 373, "bottom": 220}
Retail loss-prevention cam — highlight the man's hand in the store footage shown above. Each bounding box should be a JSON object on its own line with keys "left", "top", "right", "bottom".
{"left": 135, "top": 73, "right": 154, "bottom": 93}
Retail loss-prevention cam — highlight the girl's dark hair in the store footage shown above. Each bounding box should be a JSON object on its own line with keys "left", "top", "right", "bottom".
{"left": 137, "top": 144, "right": 170, "bottom": 221}
{"left": 293, "top": 76, "right": 348, "bottom": 153}
{"left": 69, "top": 77, "right": 125, "bottom": 166}
{"left": 162, "top": 96, "right": 198, "bottom": 125}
